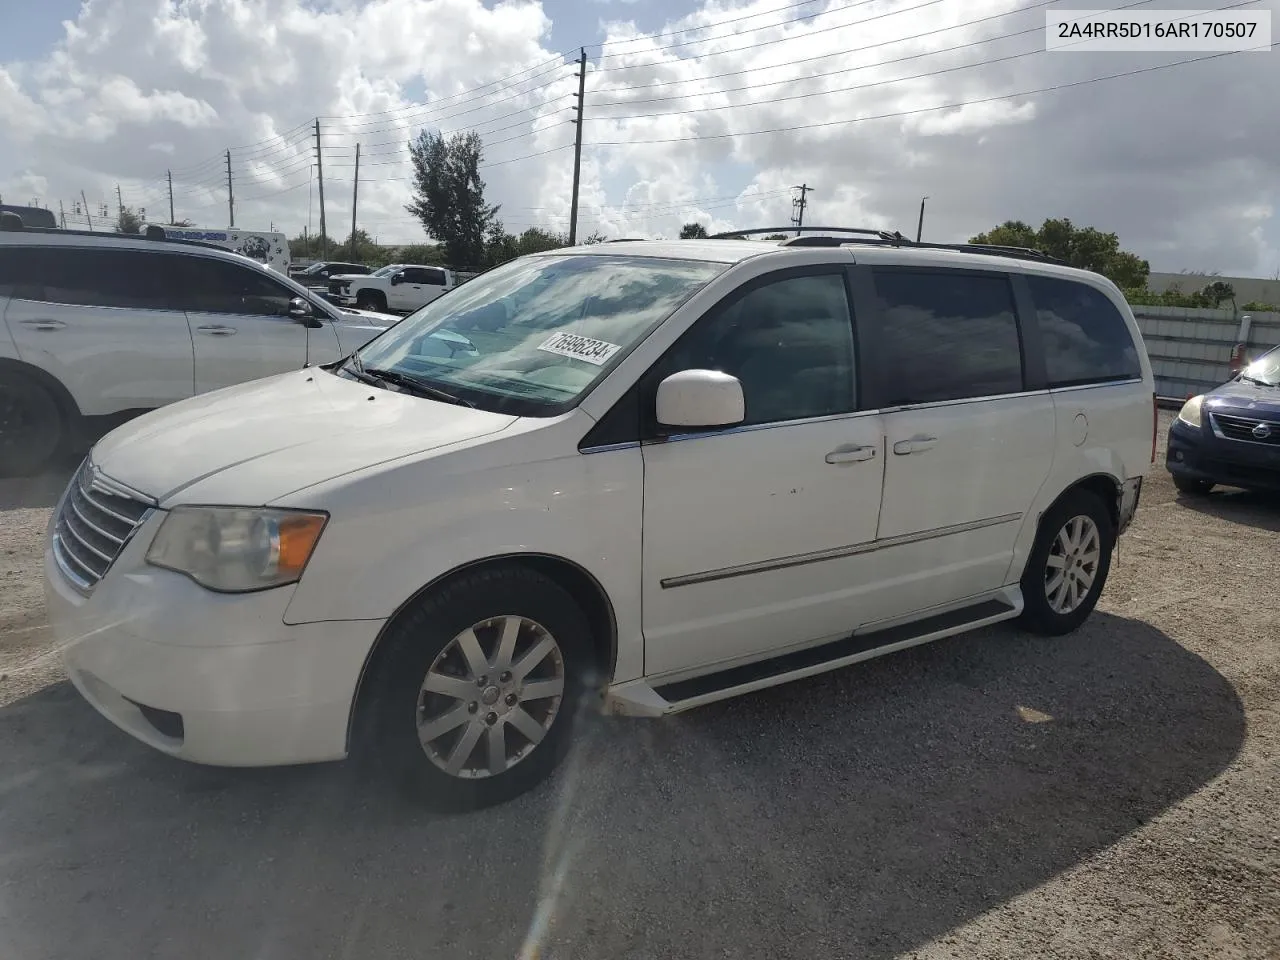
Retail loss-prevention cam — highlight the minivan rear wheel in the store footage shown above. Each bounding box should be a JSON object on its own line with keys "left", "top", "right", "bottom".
{"left": 356, "top": 566, "right": 593, "bottom": 812}
{"left": 0, "top": 371, "right": 64, "bottom": 477}
{"left": 1019, "top": 489, "right": 1115, "bottom": 636}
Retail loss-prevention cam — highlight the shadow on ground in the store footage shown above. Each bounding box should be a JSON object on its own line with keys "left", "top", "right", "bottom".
{"left": 1173, "top": 486, "right": 1280, "bottom": 532}
{"left": 0, "top": 613, "right": 1244, "bottom": 960}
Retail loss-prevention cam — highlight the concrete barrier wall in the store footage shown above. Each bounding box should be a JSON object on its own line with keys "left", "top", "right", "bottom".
{"left": 1131, "top": 306, "right": 1280, "bottom": 400}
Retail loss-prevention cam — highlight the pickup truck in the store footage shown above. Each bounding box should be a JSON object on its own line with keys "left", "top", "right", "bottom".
{"left": 329, "top": 263, "right": 455, "bottom": 313}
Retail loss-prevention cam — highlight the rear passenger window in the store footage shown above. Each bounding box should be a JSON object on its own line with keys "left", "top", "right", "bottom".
{"left": 1027, "top": 275, "right": 1142, "bottom": 386}
{"left": 655, "top": 271, "right": 857, "bottom": 427}
{"left": 871, "top": 269, "right": 1023, "bottom": 405}
{"left": 1, "top": 247, "right": 177, "bottom": 310}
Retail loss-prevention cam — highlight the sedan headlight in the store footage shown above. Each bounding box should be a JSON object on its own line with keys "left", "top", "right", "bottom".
{"left": 1177, "top": 394, "right": 1205, "bottom": 429}
{"left": 146, "top": 507, "right": 328, "bottom": 593}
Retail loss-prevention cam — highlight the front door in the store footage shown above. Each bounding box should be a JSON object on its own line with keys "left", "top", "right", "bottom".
{"left": 176, "top": 256, "right": 341, "bottom": 392}
{"left": 868, "top": 267, "right": 1056, "bottom": 616}
{"left": 640, "top": 268, "right": 888, "bottom": 678}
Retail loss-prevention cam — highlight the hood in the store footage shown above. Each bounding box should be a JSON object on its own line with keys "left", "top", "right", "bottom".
{"left": 1205, "top": 378, "right": 1280, "bottom": 417}
{"left": 329, "top": 273, "right": 369, "bottom": 282}
{"left": 334, "top": 306, "right": 399, "bottom": 325}
{"left": 92, "top": 368, "right": 517, "bottom": 505}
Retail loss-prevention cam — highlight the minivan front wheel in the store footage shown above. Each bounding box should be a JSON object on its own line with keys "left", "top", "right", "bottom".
{"left": 358, "top": 566, "right": 593, "bottom": 811}
{"left": 1019, "top": 489, "right": 1115, "bottom": 636}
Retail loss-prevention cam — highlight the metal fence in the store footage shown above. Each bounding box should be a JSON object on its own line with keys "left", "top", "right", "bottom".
{"left": 1132, "top": 306, "right": 1280, "bottom": 400}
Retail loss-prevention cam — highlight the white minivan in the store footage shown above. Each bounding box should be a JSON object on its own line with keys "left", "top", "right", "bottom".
{"left": 43, "top": 230, "right": 1156, "bottom": 811}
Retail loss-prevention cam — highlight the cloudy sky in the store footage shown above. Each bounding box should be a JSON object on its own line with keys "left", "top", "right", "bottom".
{"left": 1, "top": 0, "right": 1277, "bottom": 274}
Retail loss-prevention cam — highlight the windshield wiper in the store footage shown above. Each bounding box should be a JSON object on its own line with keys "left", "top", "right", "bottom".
{"left": 363, "top": 367, "right": 475, "bottom": 407}
{"left": 1239, "top": 374, "right": 1277, "bottom": 387}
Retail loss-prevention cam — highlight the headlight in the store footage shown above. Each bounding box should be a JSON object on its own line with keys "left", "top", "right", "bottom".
{"left": 1176, "top": 394, "right": 1205, "bottom": 429}
{"left": 145, "top": 507, "right": 327, "bottom": 593}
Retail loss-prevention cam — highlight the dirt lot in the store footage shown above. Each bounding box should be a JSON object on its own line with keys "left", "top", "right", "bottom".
{"left": 0, "top": 411, "right": 1277, "bottom": 960}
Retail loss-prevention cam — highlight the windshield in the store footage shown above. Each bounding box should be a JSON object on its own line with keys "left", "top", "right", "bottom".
{"left": 1240, "top": 346, "right": 1280, "bottom": 387}
{"left": 370, "top": 264, "right": 399, "bottom": 278}
{"left": 351, "top": 253, "right": 724, "bottom": 415}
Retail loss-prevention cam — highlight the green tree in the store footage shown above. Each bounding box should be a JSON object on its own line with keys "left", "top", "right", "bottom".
{"left": 515, "top": 227, "right": 568, "bottom": 256}
{"left": 406, "top": 129, "right": 499, "bottom": 267}
{"left": 971, "top": 218, "right": 1149, "bottom": 288}
{"left": 1202, "top": 280, "right": 1236, "bottom": 310}
{"left": 679, "top": 222, "right": 709, "bottom": 239}
{"left": 395, "top": 242, "right": 448, "bottom": 266}
{"left": 289, "top": 232, "right": 342, "bottom": 260}
{"left": 582, "top": 230, "right": 608, "bottom": 244}
{"left": 115, "top": 206, "right": 144, "bottom": 234}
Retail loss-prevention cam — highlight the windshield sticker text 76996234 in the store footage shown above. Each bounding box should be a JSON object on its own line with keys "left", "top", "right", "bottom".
{"left": 536, "top": 332, "right": 622, "bottom": 366}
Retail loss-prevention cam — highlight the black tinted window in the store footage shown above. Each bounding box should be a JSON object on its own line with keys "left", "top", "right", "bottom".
{"left": 177, "top": 257, "right": 295, "bottom": 316}
{"left": 0, "top": 246, "right": 178, "bottom": 309}
{"left": 1027, "top": 275, "right": 1141, "bottom": 386}
{"left": 659, "top": 272, "right": 856, "bottom": 427}
{"left": 871, "top": 269, "right": 1023, "bottom": 404}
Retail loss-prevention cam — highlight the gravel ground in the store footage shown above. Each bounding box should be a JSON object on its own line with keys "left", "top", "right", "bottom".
{"left": 0, "top": 411, "right": 1276, "bottom": 960}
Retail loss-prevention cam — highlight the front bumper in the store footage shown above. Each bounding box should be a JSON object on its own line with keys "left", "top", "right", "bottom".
{"left": 44, "top": 511, "right": 383, "bottom": 767}
{"left": 1166, "top": 416, "right": 1280, "bottom": 492}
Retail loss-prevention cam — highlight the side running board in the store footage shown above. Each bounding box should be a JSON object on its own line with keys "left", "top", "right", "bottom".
{"left": 605, "top": 593, "right": 1021, "bottom": 718}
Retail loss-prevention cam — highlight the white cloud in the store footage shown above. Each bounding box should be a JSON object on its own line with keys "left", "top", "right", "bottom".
{"left": 0, "top": 0, "right": 1277, "bottom": 274}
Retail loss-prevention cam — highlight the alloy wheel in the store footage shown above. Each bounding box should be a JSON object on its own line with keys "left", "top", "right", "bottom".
{"left": 416, "top": 615, "right": 565, "bottom": 779}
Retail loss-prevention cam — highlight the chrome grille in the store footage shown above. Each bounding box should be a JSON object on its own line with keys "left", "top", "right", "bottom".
{"left": 1211, "top": 412, "right": 1280, "bottom": 446}
{"left": 52, "top": 460, "right": 153, "bottom": 593}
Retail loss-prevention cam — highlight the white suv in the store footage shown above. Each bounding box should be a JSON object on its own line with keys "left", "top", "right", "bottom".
{"left": 0, "top": 225, "right": 399, "bottom": 475}
{"left": 42, "top": 230, "right": 1155, "bottom": 811}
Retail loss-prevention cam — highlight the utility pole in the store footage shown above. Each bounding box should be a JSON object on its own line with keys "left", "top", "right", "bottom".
{"left": 167, "top": 170, "right": 175, "bottom": 224}
{"left": 791, "top": 183, "right": 812, "bottom": 236}
{"left": 58, "top": 200, "right": 66, "bottom": 229}
{"left": 225, "top": 150, "right": 235, "bottom": 227}
{"left": 115, "top": 184, "right": 124, "bottom": 221}
{"left": 568, "top": 47, "right": 587, "bottom": 245}
{"left": 315, "top": 119, "right": 328, "bottom": 258}
{"left": 349, "top": 143, "right": 360, "bottom": 259}
{"left": 81, "top": 190, "right": 93, "bottom": 231}
{"left": 916, "top": 195, "right": 929, "bottom": 242}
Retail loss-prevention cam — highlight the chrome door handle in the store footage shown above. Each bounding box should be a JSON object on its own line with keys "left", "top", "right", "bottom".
{"left": 893, "top": 435, "right": 938, "bottom": 455}
{"left": 825, "top": 443, "right": 879, "bottom": 464}
{"left": 18, "top": 319, "right": 66, "bottom": 330}
{"left": 196, "top": 325, "right": 237, "bottom": 336}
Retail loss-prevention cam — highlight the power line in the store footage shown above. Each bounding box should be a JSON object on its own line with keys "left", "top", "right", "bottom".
{"left": 587, "top": 0, "right": 1151, "bottom": 107}
{"left": 588, "top": 44, "right": 1274, "bottom": 146}
{"left": 591, "top": 0, "right": 828, "bottom": 49}
{"left": 594, "top": 0, "right": 943, "bottom": 66}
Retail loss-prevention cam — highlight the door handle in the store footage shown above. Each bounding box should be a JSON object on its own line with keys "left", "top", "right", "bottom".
{"left": 196, "top": 325, "right": 237, "bottom": 336}
{"left": 893, "top": 435, "right": 938, "bottom": 455}
{"left": 18, "top": 319, "right": 66, "bottom": 331}
{"left": 825, "top": 443, "right": 879, "bottom": 464}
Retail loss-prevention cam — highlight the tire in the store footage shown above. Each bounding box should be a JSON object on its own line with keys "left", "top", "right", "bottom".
{"left": 355, "top": 566, "right": 594, "bottom": 812}
{"left": 1019, "top": 489, "right": 1115, "bottom": 637}
{"left": 1173, "top": 475, "right": 1214, "bottom": 496}
{"left": 0, "top": 371, "right": 64, "bottom": 478}
{"left": 356, "top": 290, "right": 386, "bottom": 312}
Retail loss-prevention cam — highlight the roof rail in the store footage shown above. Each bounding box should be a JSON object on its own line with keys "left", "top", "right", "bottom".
{"left": 710, "top": 226, "right": 905, "bottom": 243}
{"left": 0, "top": 221, "right": 252, "bottom": 255}
{"left": 705, "top": 225, "right": 1068, "bottom": 266}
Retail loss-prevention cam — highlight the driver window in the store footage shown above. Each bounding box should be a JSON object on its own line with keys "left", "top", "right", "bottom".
{"left": 655, "top": 271, "right": 858, "bottom": 428}
{"left": 178, "top": 258, "right": 295, "bottom": 317}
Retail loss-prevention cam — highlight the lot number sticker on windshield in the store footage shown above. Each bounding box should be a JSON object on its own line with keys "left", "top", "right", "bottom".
{"left": 537, "top": 332, "right": 622, "bottom": 366}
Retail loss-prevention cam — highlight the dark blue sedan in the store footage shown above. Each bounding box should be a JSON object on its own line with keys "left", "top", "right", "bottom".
{"left": 1167, "top": 344, "right": 1280, "bottom": 494}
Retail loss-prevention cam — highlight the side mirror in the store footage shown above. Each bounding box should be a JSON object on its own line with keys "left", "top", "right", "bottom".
{"left": 288, "top": 297, "right": 322, "bottom": 328}
{"left": 390, "top": 272, "right": 404, "bottom": 285}
{"left": 655, "top": 369, "right": 745, "bottom": 430}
